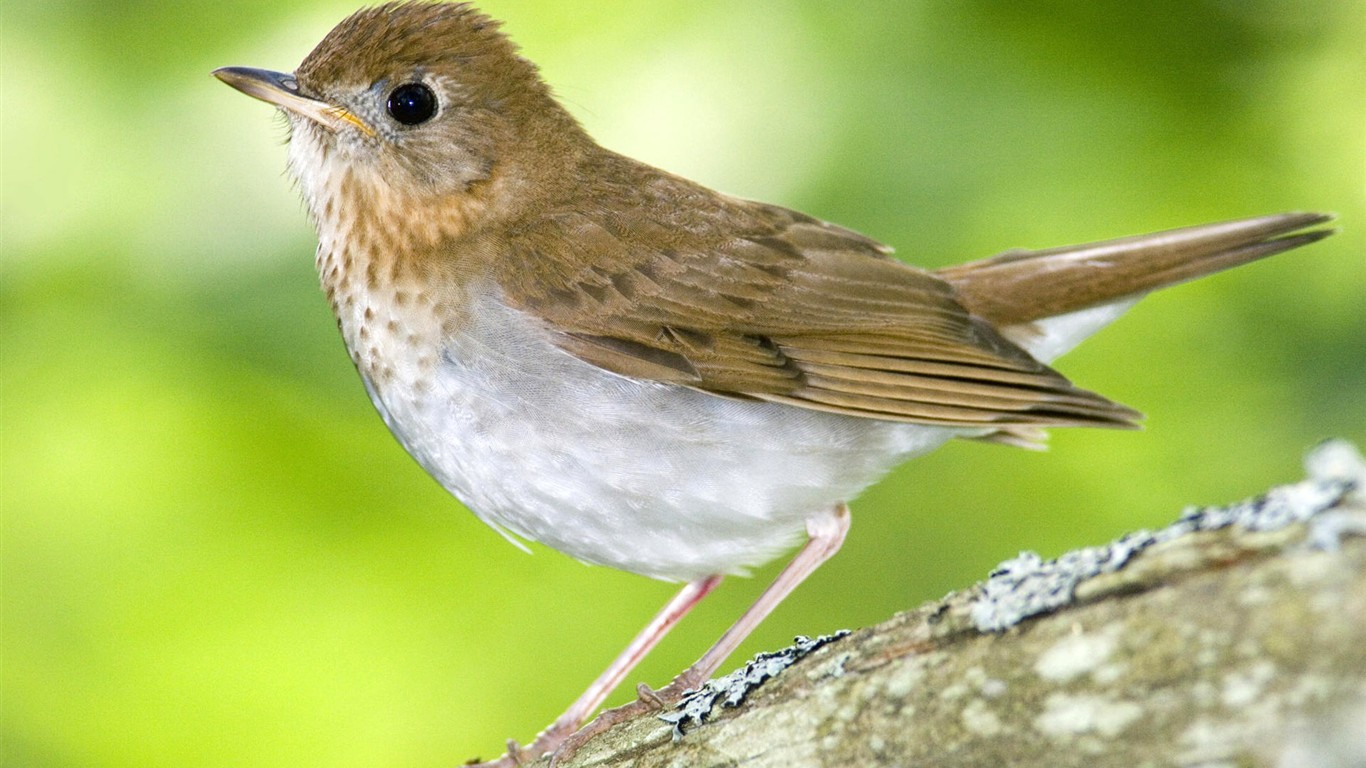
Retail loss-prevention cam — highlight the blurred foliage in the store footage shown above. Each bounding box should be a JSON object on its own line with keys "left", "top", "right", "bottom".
{"left": 3, "top": 1, "right": 1363, "bottom": 766}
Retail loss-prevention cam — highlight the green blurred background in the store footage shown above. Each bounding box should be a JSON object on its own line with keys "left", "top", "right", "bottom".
{"left": 3, "top": 1, "right": 1363, "bottom": 765}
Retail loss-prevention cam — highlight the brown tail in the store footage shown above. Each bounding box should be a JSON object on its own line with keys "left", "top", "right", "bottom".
{"left": 937, "top": 212, "right": 1335, "bottom": 327}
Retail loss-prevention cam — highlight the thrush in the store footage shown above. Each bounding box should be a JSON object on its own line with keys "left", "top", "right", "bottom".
{"left": 214, "top": 2, "right": 1334, "bottom": 764}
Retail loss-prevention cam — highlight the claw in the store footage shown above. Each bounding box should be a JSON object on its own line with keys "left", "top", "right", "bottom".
{"left": 636, "top": 682, "right": 667, "bottom": 708}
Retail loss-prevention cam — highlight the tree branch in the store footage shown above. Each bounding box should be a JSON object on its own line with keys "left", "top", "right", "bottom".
{"left": 547, "top": 441, "right": 1366, "bottom": 768}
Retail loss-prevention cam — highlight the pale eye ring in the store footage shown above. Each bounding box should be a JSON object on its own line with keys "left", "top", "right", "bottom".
{"left": 386, "top": 82, "right": 437, "bottom": 125}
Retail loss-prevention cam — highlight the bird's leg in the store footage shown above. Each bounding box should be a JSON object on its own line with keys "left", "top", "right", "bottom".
{"left": 477, "top": 573, "right": 723, "bottom": 766}
{"left": 545, "top": 503, "right": 851, "bottom": 764}
{"left": 645, "top": 502, "right": 850, "bottom": 700}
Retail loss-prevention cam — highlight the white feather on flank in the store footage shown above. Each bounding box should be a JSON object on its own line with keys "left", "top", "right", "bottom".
{"left": 1005, "top": 297, "right": 1142, "bottom": 365}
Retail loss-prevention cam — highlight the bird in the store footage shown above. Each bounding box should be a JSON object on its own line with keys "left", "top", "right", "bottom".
{"left": 213, "top": 2, "right": 1333, "bottom": 764}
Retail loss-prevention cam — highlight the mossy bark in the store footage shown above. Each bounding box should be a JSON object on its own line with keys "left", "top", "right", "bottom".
{"left": 544, "top": 456, "right": 1366, "bottom": 768}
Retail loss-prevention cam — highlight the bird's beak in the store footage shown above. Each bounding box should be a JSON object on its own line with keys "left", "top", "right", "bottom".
{"left": 213, "top": 66, "right": 375, "bottom": 137}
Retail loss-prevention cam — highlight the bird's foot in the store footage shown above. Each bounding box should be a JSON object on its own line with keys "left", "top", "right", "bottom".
{"left": 631, "top": 668, "right": 706, "bottom": 711}
{"left": 462, "top": 652, "right": 772, "bottom": 765}
{"left": 543, "top": 668, "right": 707, "bottom": 764}
{"left": 461, "top": 721, "right": 576, "bottom": 767}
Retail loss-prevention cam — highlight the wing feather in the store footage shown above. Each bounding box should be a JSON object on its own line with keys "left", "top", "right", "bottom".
{"left": 489, "top": 165, "right": 1139, "bottom": 429}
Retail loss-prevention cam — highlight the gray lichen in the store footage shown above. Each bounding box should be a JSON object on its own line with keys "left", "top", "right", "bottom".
{"left": 971, "top": 440, "right": 1365, "bottom": 632}
{"left": 659, "top": 631, "right": 851, "bottom": 738}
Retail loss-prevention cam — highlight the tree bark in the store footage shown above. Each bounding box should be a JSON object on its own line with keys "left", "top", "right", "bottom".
{"left": 550, "top": 441, "right": 1366, "bottom": 768}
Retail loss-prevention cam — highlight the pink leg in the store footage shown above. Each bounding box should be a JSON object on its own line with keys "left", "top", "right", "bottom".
{"left": 471, "top": 504, "right": 851, "bottom": 766}
{"left": 661, "top": 502, "right": 850, "bottom": 694}
{"left": 471, "top": 574, "right": 723, "bottom": 766}
{"left": 546, "top": 504, "right": 851, "bottom": 764}
{"left": 539, "top": 574, "right": 723, "bottom": 738}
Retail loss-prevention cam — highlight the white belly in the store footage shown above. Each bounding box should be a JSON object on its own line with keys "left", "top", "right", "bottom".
{"left": 352, "top": 282, "right": 959, "bottom": 581}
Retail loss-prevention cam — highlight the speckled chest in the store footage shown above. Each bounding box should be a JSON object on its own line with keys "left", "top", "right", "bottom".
{"left": 315, "top": 235, "right": 449, "bottom": 392}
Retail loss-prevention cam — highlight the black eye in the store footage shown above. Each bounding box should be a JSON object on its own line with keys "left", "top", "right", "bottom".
{"left": 386, "top": 83, "right": 437, "bottom": 126}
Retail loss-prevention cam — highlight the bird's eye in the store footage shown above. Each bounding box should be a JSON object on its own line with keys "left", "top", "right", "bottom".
{"left": 386, "top": 83, "right": 437, "bottom": 126}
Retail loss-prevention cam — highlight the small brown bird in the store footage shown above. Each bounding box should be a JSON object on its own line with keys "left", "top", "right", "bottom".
{"left": 215, "top": 2, "right": 1333, "bottom": 764}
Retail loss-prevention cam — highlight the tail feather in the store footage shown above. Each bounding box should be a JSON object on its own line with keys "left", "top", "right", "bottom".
{"left": 938, "top": 212, "right": 1335, "bottom": 327}
{"left": 945, "top": 212, "right": 1334, "bottom": 448}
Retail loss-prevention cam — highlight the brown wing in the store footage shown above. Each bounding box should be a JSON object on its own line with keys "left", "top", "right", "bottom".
{"left": 489, "top": 166, "right": 1138, "bottom": 430}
